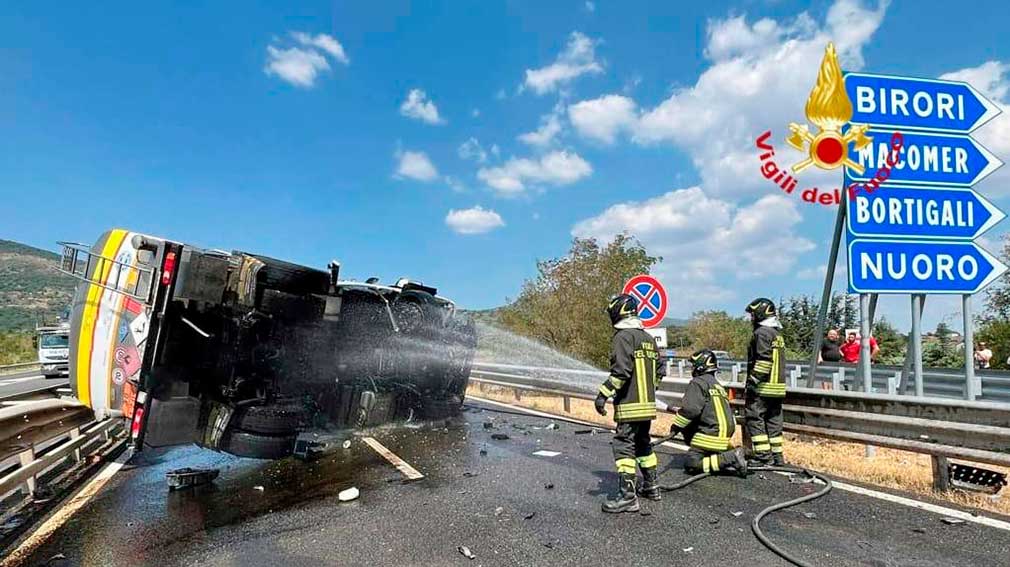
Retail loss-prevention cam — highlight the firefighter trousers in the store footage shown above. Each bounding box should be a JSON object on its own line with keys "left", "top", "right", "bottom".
{"left": 745, "top": 389, "right": 783, "bottom": 458}
{"left": 612, "top": 421, "right": 657, "bottom": 475}
{"left": 684, "top": 448, "right": 737, "bottom": 474}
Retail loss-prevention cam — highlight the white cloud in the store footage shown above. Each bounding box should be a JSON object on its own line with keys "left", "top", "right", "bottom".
{"left": 445, "top": 176, "right": 467, "bottom": 193}
{"left": 264, "top": 32, "right": 349, "bottom": 88}
{"left": 491, "top": 144, "right": 501, "bottom": 157}
{"left": 585, "top": 1, "right": 595, "bottom": 13}
{"left": 518, "top": 112, "right": 563, "bottom": 147}
{"left": 445, "top": 206, "right": 505, "bottom": 235}
{"left": 573, "top": 187, "right": 815, "bottom": 313}
{"left": 394, "top": 150, "right": 439, "bottom": 182}
{"left": 458, "top": 137, "right": 488, "bottom": 163}
{"left": 941, "top": 61, "right": 1010, "bottom": 192}
{"left": 477, "top": 150, "right": 592, "bottom": 196}
{"left": 562, "top": 1, "right": 889, "bottom": 197}
{"left": 400, "top": 89, "right": 445, "bottom": 125}
{"left": 523, "top": 32, "right": 604, "bottom": 95}
{"left": 568, "top": 95, "right": 637, "bottom": 144}
{"left": 291, "top": 32, "right": 350, "bottom": 65}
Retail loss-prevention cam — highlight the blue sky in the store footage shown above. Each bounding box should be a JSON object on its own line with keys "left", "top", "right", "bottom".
{"left": 3, "top": 1, "right": 1010, "bottom": 331}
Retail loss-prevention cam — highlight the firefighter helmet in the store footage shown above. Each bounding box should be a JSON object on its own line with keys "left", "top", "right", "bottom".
{"left": 689, "top": 349, "right": 719, "bottom": 377}
{"left": 745, "top": 297, "right": 776, "bottom": 322}
{"left": 607, "top": 294, "right": 639, "bottom": 325}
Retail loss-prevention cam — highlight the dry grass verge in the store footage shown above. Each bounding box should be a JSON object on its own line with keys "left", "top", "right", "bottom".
{"left": 466, "top": 382, "right": 1010, "bottom": 518}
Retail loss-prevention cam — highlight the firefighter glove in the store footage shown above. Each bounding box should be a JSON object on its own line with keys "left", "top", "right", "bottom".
{"left": 594, "top": 394, "right": 607, "bottom": 416}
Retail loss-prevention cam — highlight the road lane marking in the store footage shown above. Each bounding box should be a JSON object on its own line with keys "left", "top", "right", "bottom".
{"left": 1, "top": 449, "right": 130, "bottom": 567}
{"left": 362, "top": 436, "right": 424, "bottom": 481}
{"left": 469, "top": 395, "right": 1010, "bottom": 533}
{"left": 0, "top": 376, "right": 46, "bottom": 385}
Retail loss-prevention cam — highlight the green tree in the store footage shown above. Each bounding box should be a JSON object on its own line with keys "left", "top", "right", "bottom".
{"left": 686, "top": 311, "right": 751, "bottom": 358}
{"left": 779, "top": 295, "right": 817, "bottom": 358}
{"left": 827, "top": 293, "right": 858, "bottom": 331}
{"left": 923, "top": 322, "right": 964, "bottom": 368}
{"left": 981, "top": 233, "right": 1010, "bottom": 322}
{"left": 977, "top": 320, "right": 1010, "bottom": 370}
{"left": 498, "top": 235, "right": 659, "bottom": 368}
{"left": 871, "top": 318, "right": 905, "bottom": 365}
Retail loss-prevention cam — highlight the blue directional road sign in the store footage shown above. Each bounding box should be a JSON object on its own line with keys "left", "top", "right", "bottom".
{"left": 845, "top": 73, "right": 1002, "bottom": 133}
{"left": 848, "top": 129, "right": 1003, "bottom": 186}
{"left": 848, "top": 239, "right": 1008, "bottom": 294}
{"left": 847, "top": 185, "right": 1006, "bottom": 240}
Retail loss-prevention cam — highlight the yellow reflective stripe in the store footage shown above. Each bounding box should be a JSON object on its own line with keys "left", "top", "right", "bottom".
{"left": 754, "top": 444, "right": 771, "bottom": 452}
{"left": 599, "top": 384, "right": 615, "bottom": 397}
{"left": 635, "top": 357, "right": 647, "bottom": 407}
{"left": 712, "top": 394, "right": 728, "bottom": 438}
{"left": 608, "top": 376, "right": 627, "bottom": 389}
{"left": 702, "top": 457, "right": 711, "bottom": 473}
{"left": 637, "top": 453, "right": 658, "bottom": 469}
{"left": 752, "top": 435, "right": 769, "bottom": 442}
{"left": 768, "top": 436, "right": 784, "bottom": 445}
{"left": 709, "top": 455, "right": 720, "bottom": 472}
{"left": 76, "top": 229, "right": 128, "bottom": 407}
{"left": 672, "top": 414, "right": 691, "bottom": 428}
{"left": 615, "top": 458, "right": 637, "bottom": 474}
{"left": 615, "top": 409, "right": 657, "bottom": 420}
{"left": 771, "top": 446, "right": 784, "bottom": 454}
{"left": 753, "top": 360, "right": 773, "bottom": 372}
{"left": 691, "top": 433, "right": 731, "bottom": 451}
{"left": 771, "top": 340, "right": 781, "bottom": 384}
{"left": 755, "top": 382, "right": 786, "bottom": 397}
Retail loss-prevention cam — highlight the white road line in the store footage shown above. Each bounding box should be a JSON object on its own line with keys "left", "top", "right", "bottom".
{"left": 1, "top": 450, "right": 130, "bottom": 567}
{"left": 362, "top": 437, "right": 424, "bottom": 481}
{"left": 469, "top": 395, "right": 1010, "bottom": 533}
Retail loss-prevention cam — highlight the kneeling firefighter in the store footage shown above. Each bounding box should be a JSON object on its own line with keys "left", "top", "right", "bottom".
{"left": 668, "top": 349, "right": 748, "bottom": 476}
{"left": 595, "top": 294, "right": 662, "bottom": 513}
{"left": 745, "top": 297, "right": 787, "bottom": 467}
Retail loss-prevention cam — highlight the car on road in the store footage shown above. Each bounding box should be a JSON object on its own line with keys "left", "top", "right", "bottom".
{"left": 58, "top": 229, "right": 476, "bottom": 459}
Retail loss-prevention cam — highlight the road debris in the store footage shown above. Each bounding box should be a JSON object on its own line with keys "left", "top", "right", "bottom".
{"left": 166, "top": 467, "right": 220, "bottom": 491}
{"left": 524, "top": 512, "right": 536, "bottom": 520}
{"left": 683, "top": 547, "right": 694, "bottom": 553}
{"left": 574, "top": 429, "right": 592, "bottom": 435}
{"left": 731, "top": 511, "right": 744, "bottom": 517}
{"left": 532, "top": 450, "right": 561, "bottom": 457}
{"left": 338, "top": 487, "right": 360, "bottom": 502}
{"left": 941, "top": 517, "right": 965, "bottom": 525}
{"left": 491, "top": 433, "right": 510, "bottom": 441}
{"left": 494, "top": 507, "right": 504, "bottom": 517}
{"left": 912, "top": 527, "right": 927, "bottom": 534}
{"left": 253, "top": 485, "right": 265, "bottom": 492}
{"left": 544, "top": 483, "right": 555, "bottom": 490}
{"left": 483, "top": 421, "right": 494, "bottom": 429}
{"left": 463, "top": 471, "right": 479, "bottom": 478}
{"left": 639, "top": 509, "right": 653, "bottom": 516}
{"left": 546, "top": 422, "right": 558, "bottom": 430}
{"left": 803, "top": 512, "right": 817, "bottom": 520}
{"left": 457, "top": 545, "right": 476, "bottom": 560}
{"left": 342, "top": 440, "right": 352, "bottom": 449}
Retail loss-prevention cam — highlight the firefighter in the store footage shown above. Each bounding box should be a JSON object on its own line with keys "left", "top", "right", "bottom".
{"left": 594, "top": 294, "right": 661, "bottom": 513}
{"left": 744, "top": 297, "right": 787, "bottom": 467}
{"left": 668, "top": 349, "right": 748, "bottom": 476}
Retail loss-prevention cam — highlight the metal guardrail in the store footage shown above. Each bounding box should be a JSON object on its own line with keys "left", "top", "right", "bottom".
{"left": 0, "top": 362, "right": 40, "bottom": 377}
{"left": 468, "top": 362, "right": 1010, "bottom": 469}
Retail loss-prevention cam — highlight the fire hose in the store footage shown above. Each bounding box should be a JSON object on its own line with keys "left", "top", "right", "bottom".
{"left": 651, "top": 434, "right": 834, "bottom": 567}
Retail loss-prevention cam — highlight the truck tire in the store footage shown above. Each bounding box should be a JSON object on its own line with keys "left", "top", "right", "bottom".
{"left": 234, "top": 404, "right": 308, "bottom": 436}
{"left": 224, "top": 431, "right": 296, "bottom": 460}
{"left": 245, "top": 253, "right": 330, "bottom": 296}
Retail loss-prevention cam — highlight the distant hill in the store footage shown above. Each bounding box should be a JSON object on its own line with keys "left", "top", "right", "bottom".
{"left": 0, "top": 240, "right": 77, "bottom": 331}
{"left": 660, "top": 317, "right": 689, "bottom": 327}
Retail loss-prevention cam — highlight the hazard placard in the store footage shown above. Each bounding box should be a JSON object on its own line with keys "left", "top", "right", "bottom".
{"left": 622, "top": 274, "right": 668, "bottom": 328}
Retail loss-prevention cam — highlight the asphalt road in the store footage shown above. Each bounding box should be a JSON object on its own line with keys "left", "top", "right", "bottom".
{"left": 9, "top": 400, "right": 1010, "bottom": 567}
{"left": 0, "top": 372, "right": 66, "bottom": 401}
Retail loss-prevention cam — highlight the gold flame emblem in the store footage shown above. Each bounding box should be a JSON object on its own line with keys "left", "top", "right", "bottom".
{"left": 787, "top": 43, "right": 871, "bottom": 174}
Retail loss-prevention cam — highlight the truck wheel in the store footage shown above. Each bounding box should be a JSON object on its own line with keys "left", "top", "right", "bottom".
{"left": 223, "top": 431, "right": 296, "bottom": 460}
{"left": 234, "top": 404, "right": 308, "bottom": 436}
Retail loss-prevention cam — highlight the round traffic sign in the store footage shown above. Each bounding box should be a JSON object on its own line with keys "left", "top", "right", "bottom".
{"left": 622, "top": 275, "right": 668, "bottom": 328}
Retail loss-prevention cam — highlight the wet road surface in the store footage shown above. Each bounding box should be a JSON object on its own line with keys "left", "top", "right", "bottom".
{"left": 12, "top": 399, "right": 1010, "bottom": 566}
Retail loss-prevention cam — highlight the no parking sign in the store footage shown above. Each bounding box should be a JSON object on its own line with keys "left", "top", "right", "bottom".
{"left": 622, "top": 275, "right": 668, "bottom": 328}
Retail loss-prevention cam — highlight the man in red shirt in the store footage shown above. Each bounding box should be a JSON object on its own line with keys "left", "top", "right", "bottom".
{"left": 839, "top": 331, "right": 879, "bottom": 363}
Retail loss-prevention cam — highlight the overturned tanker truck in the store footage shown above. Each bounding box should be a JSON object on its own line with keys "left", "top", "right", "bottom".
{"left": 58, "top": 229, "right": 476, "bottom": 459}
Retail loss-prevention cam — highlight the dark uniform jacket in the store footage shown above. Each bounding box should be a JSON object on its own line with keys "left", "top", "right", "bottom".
{"left": 747, "top": 324, "right": 786, "bottom": 398}
{"left": 598, "top": 327, "right": 659, "bottom": 422}
{"left": 671, "top": 372, "right": 735, "bottom": 452}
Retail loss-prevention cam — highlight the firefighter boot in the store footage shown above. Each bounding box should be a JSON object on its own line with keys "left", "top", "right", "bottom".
{"left": 747, "top": 452, "right": 772, "bottom": 469}
{"left": 602, "top": 473, "right": 640, "bottom": 513}
{"left": 638, "top": 467, "right": 661, "bottom": 501}
{"left": 772, "top": 452, "right": 786, "bottom": 467}
{"left": 732, "top": 448, "right": 749, "bottom": 478}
